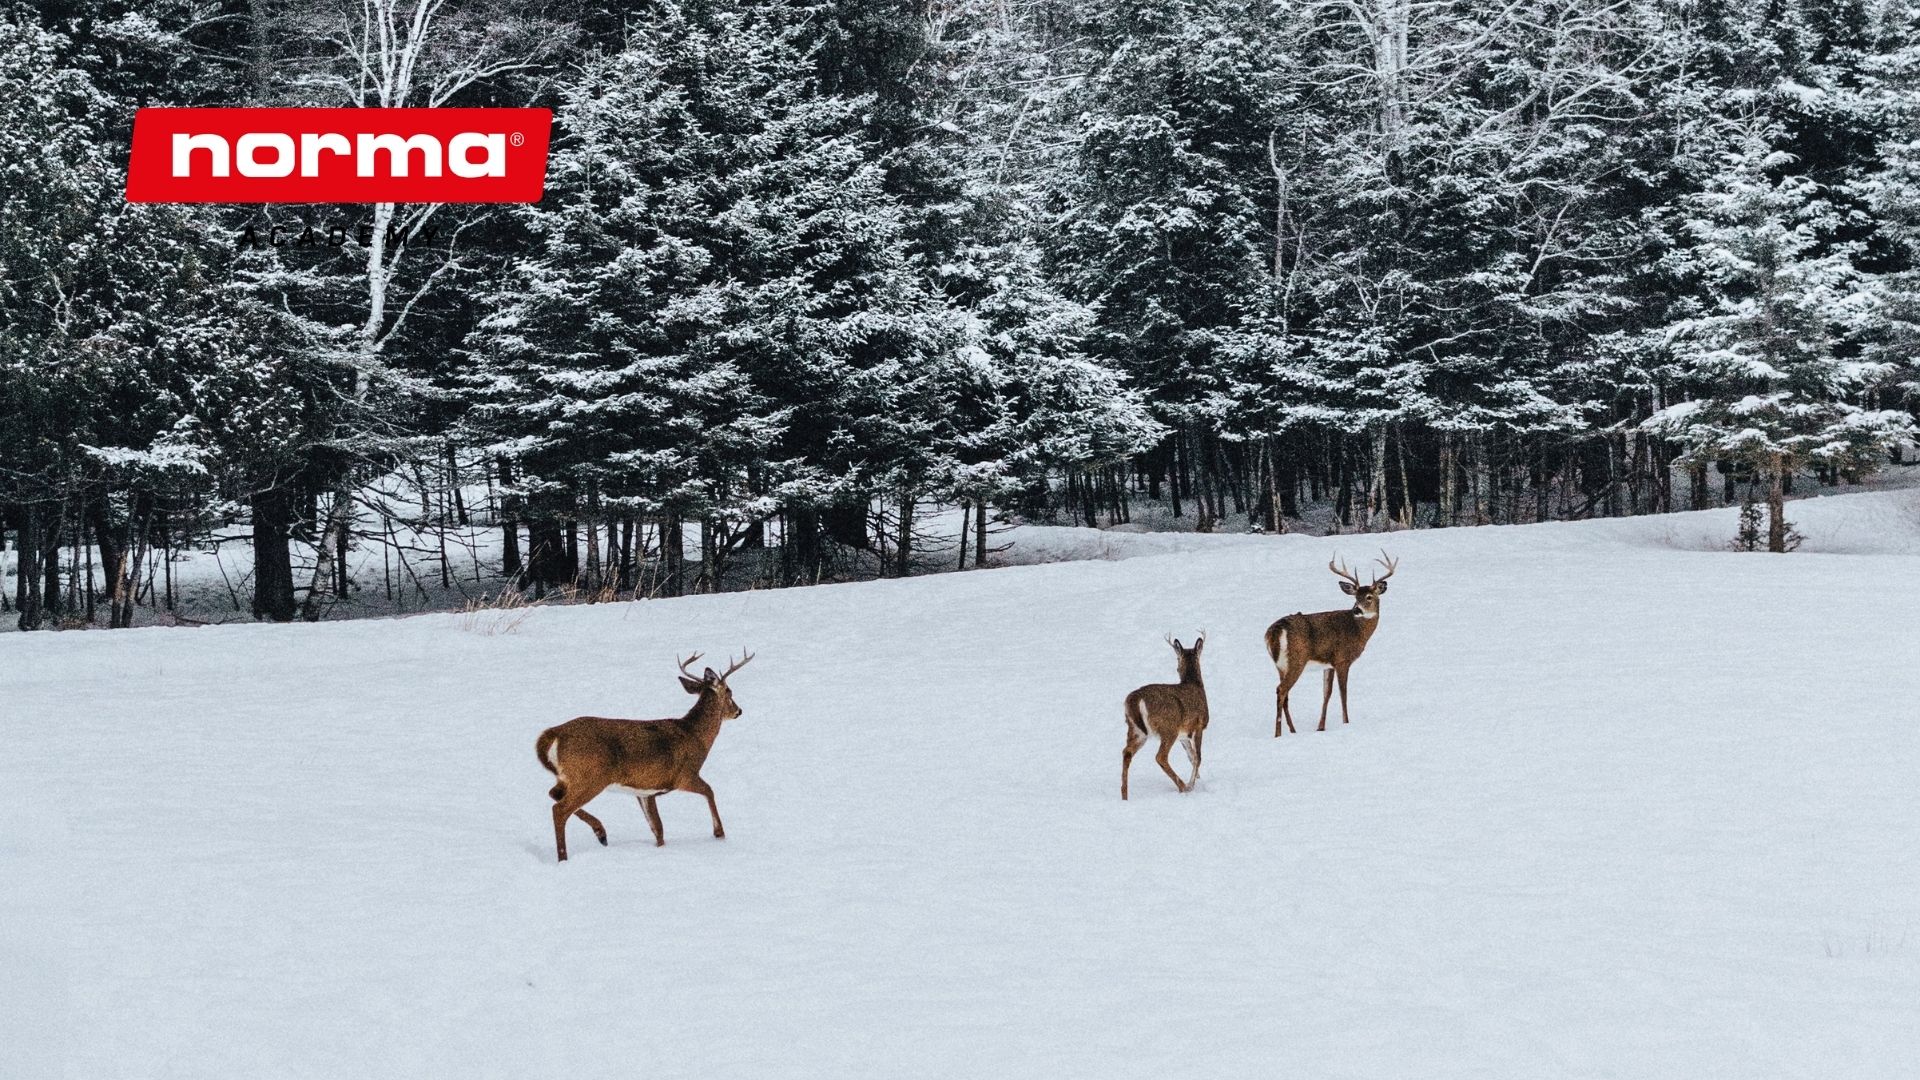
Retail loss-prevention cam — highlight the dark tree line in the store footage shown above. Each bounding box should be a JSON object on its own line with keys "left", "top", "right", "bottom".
{"left": 3, "top": 0, "right": 1918, "bottom": 629}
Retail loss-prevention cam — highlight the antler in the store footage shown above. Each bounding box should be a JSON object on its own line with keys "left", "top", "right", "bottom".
{"left": 1328, "top": 557, "right": 1364, "bottom": 588}
{"left": 719, "top": 648, "right": 755, "bottom": 681}
{"left": 676, "top": 653, "right": 705, "bottom": 679}
{"left": 1373, "top": 550, "right": 1399, "bottom": 584}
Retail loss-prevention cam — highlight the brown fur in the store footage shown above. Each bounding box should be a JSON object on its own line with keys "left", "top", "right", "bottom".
{"left": 1122, "top": 635, "right": 1209, "bottom": 800}
{"left": 537, "top": 651, "right": 752, "bottom": 862}
{"left": 1265, "top": 554, "right": 1396, "bottom": 736}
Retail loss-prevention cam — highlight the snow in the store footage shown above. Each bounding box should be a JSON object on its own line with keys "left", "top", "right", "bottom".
{"left": 5, "top": 490, "right": 1920, "bottom": 1078}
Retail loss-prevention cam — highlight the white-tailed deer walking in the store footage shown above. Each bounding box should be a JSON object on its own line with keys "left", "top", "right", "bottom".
{"left": 535, "top": 650, "right": 754, "bottom": 862}
{"left": 1265, "top": 553, "right": 1397, "bottom": 736}
{"left": 1122, "top": 635, "right": 1209, "bottom": 799}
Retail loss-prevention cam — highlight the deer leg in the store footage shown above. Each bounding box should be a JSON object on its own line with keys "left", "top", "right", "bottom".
{"left": 1182, "top": 731, "right": 1202, "bottom": 788}
{"left": 1122, "top": 730, "right": 1144, "bottom": 800}
{"left": 685, "top": 776, "right": 725, "bottom": 839}
{"left": 1317, "top": 668, "right": 1335, "bottom": 731}
{"left": 551, "top": 801, "right": 571, "bottom": 863}
{"left": 640, "top": 796, "right": 665, "bottom": 847}
{"left": 1275, "top": 667, "right": 1302, "bottom": 737}
{"left": 551, "top": 781, "right": 608, "bottom": 863}
{"left": 1337, "top": 666, "right": 1351, "bottom": 725}
{"left": 573, "top": 808, "right": 609, "bottom": 846}
{"left": 1154, "top": 735, "right": 1187, "bottom": 793}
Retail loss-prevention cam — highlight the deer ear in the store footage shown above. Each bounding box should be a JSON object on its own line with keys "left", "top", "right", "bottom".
{"left": 1192, "top": 636, "right": 1205, "bottom": 653}
{"left": 702, "top": 666, "right": 720, "bottom": 683}
{"left": 679, "top": 675, "right": 704, "bottom": 694}
{"left": 1373, "top": 580, "right": 1388, "bottom": 594}
{"left": 1339, "top": 581, "right": 1356, "bottom": 595}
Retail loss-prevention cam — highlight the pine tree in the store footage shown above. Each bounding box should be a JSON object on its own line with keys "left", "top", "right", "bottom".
{"left": 469, "top": 0, "right": 960, "bottom": 589}
{"left": 1644, "top": 120, "right": 1914, "bottom": 550}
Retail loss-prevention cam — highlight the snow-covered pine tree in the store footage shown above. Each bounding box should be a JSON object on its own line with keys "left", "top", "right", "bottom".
{"left": 1644, "top": 119, "right": 1914, "bottom": 551}
{"left": 0, "top": 16, "right": 236, "bottom": 627}
{"left": 1850, "top": 0, "right": 1920, "bottom": 442}
{"left": 468, "top": 0, "right": 961, "bottom": 590}
{"left": 1051, "top": 0, "right": 1284, "bottom": 529}
{"left": 903, "top": 0, "right": 1166, "bottom": 536}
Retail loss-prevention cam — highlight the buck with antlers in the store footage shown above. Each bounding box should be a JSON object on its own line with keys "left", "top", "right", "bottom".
{"left": 535, "top": 650, "right": 754, "bottom": 862}
{"left": 1122, "top": 634, "right": 1209, "bottom": 799}
{"left": 1265, "top": 553, "right": 1397, "bottom": 737}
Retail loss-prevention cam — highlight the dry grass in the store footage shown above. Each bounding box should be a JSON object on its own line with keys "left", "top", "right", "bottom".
{"left": 455, "top": 581, "right": 635, "bottom": 634}
{"left": 456, "top": 589, "right": 540, "bottom": 635}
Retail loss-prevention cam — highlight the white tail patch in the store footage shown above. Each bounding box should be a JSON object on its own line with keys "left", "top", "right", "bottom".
{"left": 1272, "top": 629, "right": 1289, "bottom": 676}
{"left": 1129, "top": 697, "right": 1150, "bottom": 736}
{"left": 544, "top": 736, "right": 561, "bottom": 770}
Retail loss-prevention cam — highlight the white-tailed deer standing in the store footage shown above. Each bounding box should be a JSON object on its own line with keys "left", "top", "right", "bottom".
{"left": 1122, "top": 634, "right": 1209, "bottom": 800}
{"left": 1265, "top": 553, "right": 1397, "bottom": 737}
{"left": 535, "top": 651, "right": 754, "bottom": 862}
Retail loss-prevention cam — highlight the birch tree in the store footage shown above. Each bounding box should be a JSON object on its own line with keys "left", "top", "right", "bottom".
{"left": 276, "top": 0, "right": 565, "bottom": 616}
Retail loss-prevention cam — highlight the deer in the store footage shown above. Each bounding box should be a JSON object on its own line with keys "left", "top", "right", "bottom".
{"left": 1121, "top": 634, "right": 1209, "bottom": 800}
{"left": 535, "top": 650, "right": 754, "bottom": 862}
{"left": 1265, "top": 552, "right": 1397, "bottom": 737}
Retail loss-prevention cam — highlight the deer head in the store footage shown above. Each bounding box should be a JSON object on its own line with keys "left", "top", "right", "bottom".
{"left": 677, "top": 650, "right": 755, "bottom": 719}
{"left": 1329, "top": 551, "right": 1397, "bottom": 620}
{"left": 1165, "top": 633, "right": 1206, "bottom": 682}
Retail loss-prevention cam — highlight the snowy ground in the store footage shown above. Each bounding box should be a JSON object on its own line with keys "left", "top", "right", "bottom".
{"left": 5, "top": 488, "right": 1919, "bottom": 1078}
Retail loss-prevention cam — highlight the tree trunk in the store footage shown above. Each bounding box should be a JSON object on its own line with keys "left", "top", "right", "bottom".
{"left": 895, "top": 493, "right": 914, "bottom": 577}
{"left": 447, "top": 443, "right": 467, "bottom": 526}
{"left": 91, "top": 498, "right": 124, "bottom": 625}
{"left": 1767, "top": 456, "right": 1787, "bottom": 554}
{"left": 662, "top": 514, "right": 685, "bottom": 597}
{"left": 1394, "top": 426, "right": 1413, "bottom": 527}
{"left": 524, "top": 518, "right": 570, "bottom": 594}
{"left": 1470, "top": 433, "right": 1490, "bottom": 525}
{"left": 975, "top": 497, "right": 989, "bottom": 568}
{"left": 784, "top": 507, "right": 822, "bottom": 585}
{"left": 14, "top": 504, "right": 44, "bottom": 630}
{"left": 698, "top": 517, "right": 719, "bottom": 592}
{"left": 497, "top": 457, "right": 522, "bottom": 577}
{"left": 111, "top": 498, "right": 150, "bottom": 629}
{"left": 957, "top": 501, "right": 970, "bottom": 570}
{"left": 303, "top": 490, "right": 348, "bottom": 621}
{"left": 251, "top": 487, "right": 298, "bottom": 621}
{"left": 41, "top": 504, "right": 63, "bottom": 624}
{"left": 1168, "top": 438, "right": 1182, "bottom": 519}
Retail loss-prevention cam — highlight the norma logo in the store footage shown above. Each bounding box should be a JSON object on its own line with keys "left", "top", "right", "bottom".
{"left": 127, "top": 108, "right": 552, "bottom": 204}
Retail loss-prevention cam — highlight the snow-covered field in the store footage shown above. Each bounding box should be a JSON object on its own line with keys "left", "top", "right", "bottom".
{"left": 5, "top": 489, "right": 1919, "bottom": 1078}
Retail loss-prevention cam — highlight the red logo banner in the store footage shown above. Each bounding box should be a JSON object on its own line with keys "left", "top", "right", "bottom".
{"left": 126, "top": 108, "right": 552, "bottom": 204}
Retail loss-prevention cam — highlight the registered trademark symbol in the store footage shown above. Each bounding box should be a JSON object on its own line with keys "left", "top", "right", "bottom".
{"left": 511, "top": 132, "right": 525, "bottom": 147}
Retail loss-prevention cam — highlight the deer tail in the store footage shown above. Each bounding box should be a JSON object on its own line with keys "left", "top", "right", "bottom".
{"left": 536, "top": 728, "right": 565, "bottom": 801}
{"left": 1126, "top": 695, "right": 1150, "bottom": 738}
